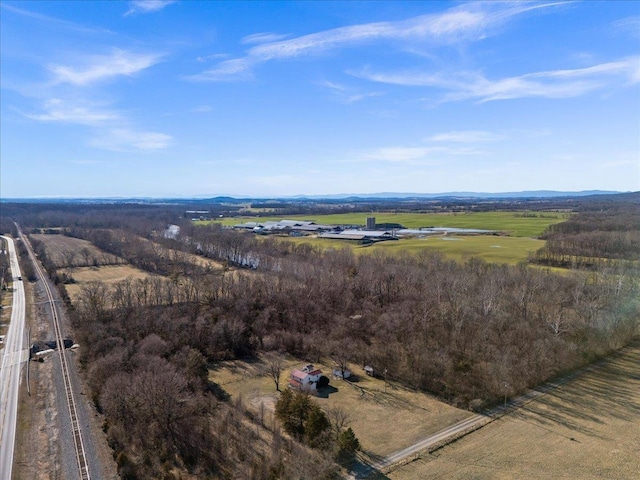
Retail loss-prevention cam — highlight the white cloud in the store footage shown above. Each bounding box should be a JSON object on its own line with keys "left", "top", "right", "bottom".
{"left": 189, "top": 58, "right": 254, "bottom": 81}
{"left": 50, "top": 49, "right": 163, "bottom": 86}
{"left": 196, "top": 53, "right": 229, "bottom": 63}
{"left": 611, "top": 16, "right": 640, "bottom": 39}
{"left": 192, "top": 105, "right": 212, "bottom": 113}
{"left": 427, "top": 130, "right": 505, "bottom": 143}
{"left": 319, "top": 80, "right": 382, "bottom": 103}
{"left": 90, "top": 128, "right": 172, "bottom": 151}
{"left": 1, "top": 3, "right": 113, "bottom": 34}
{"left": 24, "top": 98, "right": 118, "bottom": 125}
{"left": 355, "top": 56, "right": 640, "bottom": 102}
{"left": 125, "top": 0, "right": 176, "bottom": 16}
{"left": 189, "top": 2, "right": 567, "bottom": 81}
{"left": 356, "top": 145, "right": 483, "bottom": 164}
{"left": 601, "top": 158, "right": 640, "bottom": 168}
{"left": 241, "top": 32, "right": 290, "bottom": 45}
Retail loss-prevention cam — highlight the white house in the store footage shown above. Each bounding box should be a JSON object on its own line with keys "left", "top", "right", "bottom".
{"left": 288, "top": 364, "right": 322, "bottom": 391}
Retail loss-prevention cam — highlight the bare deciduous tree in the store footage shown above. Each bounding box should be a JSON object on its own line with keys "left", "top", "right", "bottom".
{"left": 263, "top": 351, "right": 284, "bottom": 391}
{"left": 327, "top": 406, "right": 351, "bottom": 441}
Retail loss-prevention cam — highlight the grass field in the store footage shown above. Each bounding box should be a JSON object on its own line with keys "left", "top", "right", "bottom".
{"left": 283, "top": 235, "right": 545, "bottom": 265}
{"left": 30, "top": 234, "right": 121, "bottom": 267}
{"left": 203, "top": 211, "right": 567, "bottom": 237}
{"left": 388, "top": 340, "right": 640, "bottom": 479}
{"left": 210, "top": 357, "right": 473, "bottom": 458}
{"left": 60, "top": 265, "right": 153, "bottom": 303}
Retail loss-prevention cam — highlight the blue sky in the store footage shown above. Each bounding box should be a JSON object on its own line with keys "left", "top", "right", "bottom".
{"left": 1, "top": 0, "right": 639, "bottom": 198}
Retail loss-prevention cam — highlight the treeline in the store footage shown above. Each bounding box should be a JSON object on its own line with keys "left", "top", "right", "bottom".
{"left": 64, "top": 227, "right": 212, "bottom": 277}
{"left": 530, "top": 204, "right": 640, "bottom": 270}
{"left": 1, "top": 202, "right": 184, "bottom": 233}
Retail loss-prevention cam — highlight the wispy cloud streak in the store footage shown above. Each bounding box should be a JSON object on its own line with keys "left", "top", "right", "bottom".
{"left": 355, "top": 56, "right": 640, "bottom": 102}
{"left": 611, "top": 16, "right": 640, "bottom": 39}
{"left": 354, "top": 145, "right": 485, "bottom": 164}
{"left": 427, "top": 130, "right": 505, "bottom": 142}
{"left": 125, "top": 0, "right": 176, "bottom": 16}
{"left": 50, "top": 49, "right": 163, "bottom": 86}
{"left": 1, "top": 3, "right": 113, "bottom": 34}
{"left": 24, "top": 98, "right": 118, "bottom": 125}
{"left": 90, "top": 128, "right": 173, "bottom": 151}
{"left": 189, "top": 2, "right": 567, "bottom": 81}
{"left": 241, "top": 32, "right": 290, "bottom": 45}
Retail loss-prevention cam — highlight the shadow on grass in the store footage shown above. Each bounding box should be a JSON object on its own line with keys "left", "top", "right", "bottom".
{"left": 207, "top": 381, "right": 231, "bottom": 401}
{"left": 505, "top": 342, "right": 640, "bottom": 440}
{"left": 344, "top": 451, "right": 391, "bottom": 479}
{"left": 316, "top": 385, "right": 338, "bottom": 398}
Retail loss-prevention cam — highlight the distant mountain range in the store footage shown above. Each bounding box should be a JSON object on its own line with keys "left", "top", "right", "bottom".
{"left": 287, "top": 190, "right": 623, "bottom": 200}
{"left": 1, "top": 190, "right": 633, "bottom": 203}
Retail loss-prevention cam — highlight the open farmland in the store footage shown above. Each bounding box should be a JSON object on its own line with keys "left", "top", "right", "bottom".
{"left": 30, "top": 234, "right": 121, "bottom": 267}
{"left": 210, "top": 357, "right": 473, "bottom": 459}
{"left": 284, "top": 235, "right": 546, "bottom": 265}
{"left": 388, "top": 340, "right": 640, "bottom": 480}
{"left": 203, "top": 211, "right": 567, "bottom": 237}
{"left": 59, "top": 265, "right": 154, "bottom": 303}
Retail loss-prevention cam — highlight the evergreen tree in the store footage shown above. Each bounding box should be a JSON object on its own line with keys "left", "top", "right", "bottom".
{"left": 337, "top": 427, "right": 360, "bottom": 462}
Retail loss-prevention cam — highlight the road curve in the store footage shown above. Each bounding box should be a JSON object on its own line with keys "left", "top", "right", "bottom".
{"left": 0, "top": 235, "right": 28, "bottom": 479}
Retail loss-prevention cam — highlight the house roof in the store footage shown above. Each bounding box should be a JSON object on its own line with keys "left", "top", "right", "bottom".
{"left": 289, "top": 378, "right": 302, "bottom": 387}
{"left": 341, "top": 229, "right": 395, "bottom": 237}
{"left": 319, "top": 233, "right": 367, "bottom": 240}
{"left": 291, "top": 369, "right": 308, "bottom": 380}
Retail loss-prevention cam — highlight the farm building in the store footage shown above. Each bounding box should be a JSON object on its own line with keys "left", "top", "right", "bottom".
{"left": 332, "top": 368, "right": 352, "bottom": 380}
{"left": 234, "top": 220, "right": 335, "bottom": 234}
{"left": 288, "top": 364, "right": 323, "bottom": 392}
{"left": 318, "top": 230, "right": 398, "bottom": 244}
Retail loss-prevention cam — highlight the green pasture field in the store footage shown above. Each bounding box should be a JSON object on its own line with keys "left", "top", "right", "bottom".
{"left": 283, "top": 235, "right": 545, "bottom": 265}
{"left": 203, "top": 211, "right": 567, "bottom": 237}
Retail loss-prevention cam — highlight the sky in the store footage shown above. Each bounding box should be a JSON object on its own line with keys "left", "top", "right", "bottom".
{"left": 1, "top": 0, "right": 639, "bottom": 198}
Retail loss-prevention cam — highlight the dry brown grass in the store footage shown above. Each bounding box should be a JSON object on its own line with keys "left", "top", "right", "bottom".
{"left": 210, "top": 356, "right": 473, "bottom": 458}
{"left": 61, "top": 265, "right": 153, "bottom": 303}
{"left": 389, "top": 341, "right": 640, "bottom": 479}
{"left": 31, "top": 234, "right": 122, "bottom": 267}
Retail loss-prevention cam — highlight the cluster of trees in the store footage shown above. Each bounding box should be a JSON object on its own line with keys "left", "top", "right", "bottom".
{"left": 72, "top": 302, "right": 338, "bottom": 479}
{"left": 0, "top": 243, "right": 12, "bottom": 298}
{"left": 275, "top": 390, "right": 360, "bottom": 462}
{"left": 14, "top": 238, "right": 37, "bottom": 282}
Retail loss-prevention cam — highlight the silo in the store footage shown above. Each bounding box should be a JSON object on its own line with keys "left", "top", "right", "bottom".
{"left": 366, "top": 217, "right": 376, "bottom": 230}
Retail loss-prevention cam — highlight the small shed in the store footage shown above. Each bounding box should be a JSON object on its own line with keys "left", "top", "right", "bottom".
{"left": 364, "top": 365, "right": 375, "bottom": 377}
{"left": 332, "top": 368, "right": 352, "bottom": 380}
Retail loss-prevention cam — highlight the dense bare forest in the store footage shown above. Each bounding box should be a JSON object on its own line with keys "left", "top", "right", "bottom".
{"left": 2, "top": 195, "right": 639, "bottom": 479}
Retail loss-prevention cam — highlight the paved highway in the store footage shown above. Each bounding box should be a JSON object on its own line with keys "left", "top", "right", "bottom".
{"left": 0, "top": 236, "right": 28, "bottom": 479}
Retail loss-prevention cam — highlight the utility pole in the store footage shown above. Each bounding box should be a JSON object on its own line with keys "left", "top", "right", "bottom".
{"left": 502, "top": 382, "right": 509, "bottom": 407}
